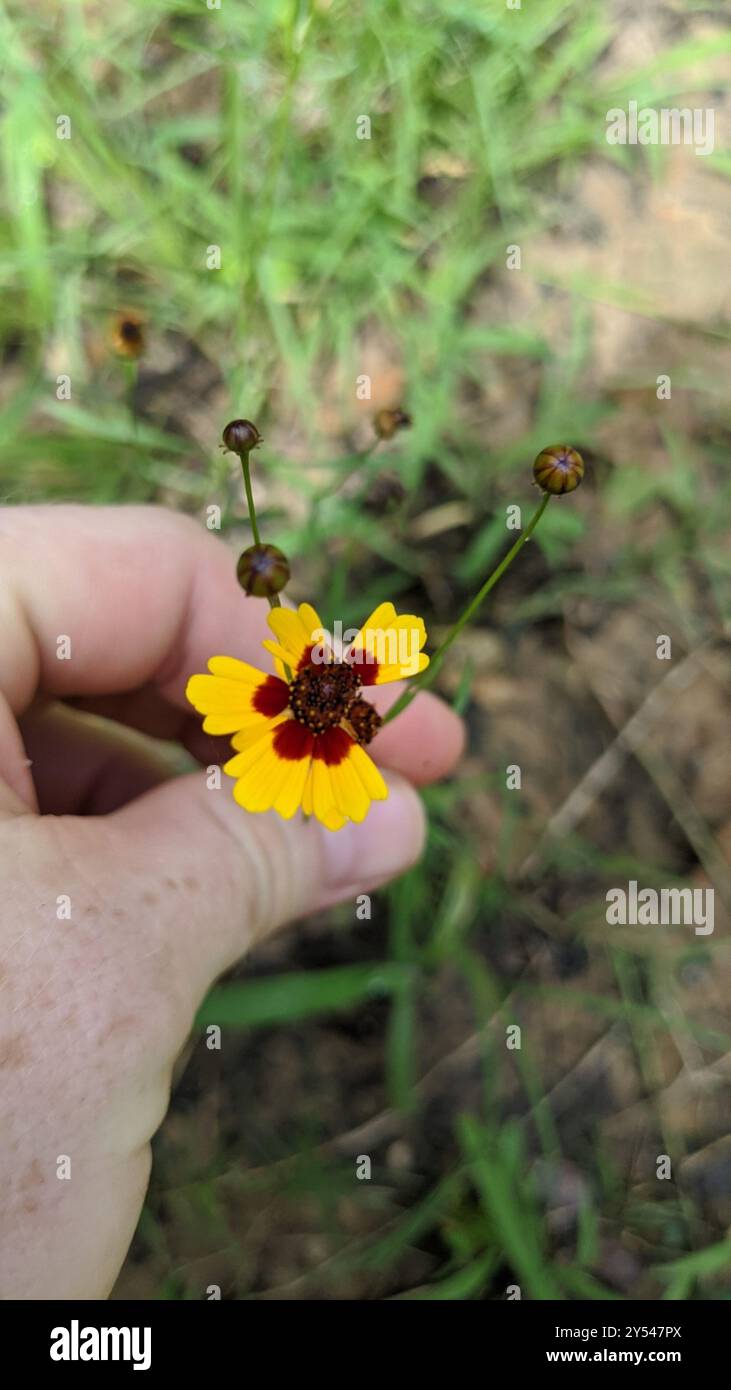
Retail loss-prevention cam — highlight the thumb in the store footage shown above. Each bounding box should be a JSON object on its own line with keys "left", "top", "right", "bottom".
{"left": 110, "top": 769, "right": 425, "bottom": 988}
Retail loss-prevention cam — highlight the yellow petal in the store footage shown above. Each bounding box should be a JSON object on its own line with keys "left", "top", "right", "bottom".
{"left": 266, "top": 603, "right": 326, "bottom": 669}
{"left": 199, "top": 694, "right": 284, "bottom": 734}
{"left": 261, "top": 639, "right": 295, "bottom": 668}
{"left": 351, "top": 603, "right": 397, "bottom": 647}
{"left": 265, "top": 609, "right": 309, "bottom": 664}
{"left": 272, "top": 755, "right": 312, "bottom": 819}
{"left": 329, "top": 752, "right": 371, "bottom": 823}
{"left": 388, "top": 614, "right": 427, "bottom": 649}
{"left": 301, "top": 766, "right": 314, "bottom": 817}
{"left": 349, "top": 607, "right": 428, "bottom": 683}
{"left": 233, "top": 749, "right": 294, "bottom": 813}
{"left": 187, "top": 674, "right": 259, "bottom": 711}
{"left": 374, "top": 651, "right": 430, "bottom": 684}
{"left": 311, "top": 758, "right": 333, "bottom": 821}
{"left": 188, "top": 663, "right": 290, "bottom": 737}
{"left": 229, "top": 713, "right": 290, "bottom": 752}
{"left": 207, "top": 656, "right": 267, "bottom": 682}
{"left": 298, "top": 602, "right": 325, "bottom": 640}
{"left": 308, "top": 753, "right": 349, "bottom": 830}
{"left": 224, "top": 729, "right": 279, "bottom": 779}
{"left": 349, "top": 744, "right": 389, "bottom": 800}
{"left": 311, "top": 757, "right": 348, "bottom": 830}
{"left": 310, "top": 770, "right": 346, "bottom": 830}
{"left": 201, "top": 712, "right": 257, "bottom": 735}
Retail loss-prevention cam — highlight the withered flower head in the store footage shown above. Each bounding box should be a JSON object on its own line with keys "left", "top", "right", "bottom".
{"left": 111, "top": 310, "right": 145, "bottom": 359}
{"left": 347, "top": 697, "right": 383, "bottom": 745}
{"left": 222, "top": 419, "right": 262, "bottom": 456}
{"left": 533, "top": 444, "right": 584, "bottom": 495}
{"left": 236, "top": 543, "right": 290, "bottom": 598}
{"left": 374, "top": 407, "right": 412, "bottom": 441}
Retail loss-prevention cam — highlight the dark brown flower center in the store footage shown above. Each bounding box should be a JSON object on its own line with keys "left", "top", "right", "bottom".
{"left": 288, "top": 661, "right": 361, "bottom": 734}
{"left": 347, "top": 698, "right": 382, "bottom": 745}
{"left": 120, "top": 319, "right": 142, "bottom": 342}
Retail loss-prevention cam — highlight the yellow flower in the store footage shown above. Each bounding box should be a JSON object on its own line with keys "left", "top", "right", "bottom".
{"left": 186, "top": 602, "right": 429, "bottom": 831}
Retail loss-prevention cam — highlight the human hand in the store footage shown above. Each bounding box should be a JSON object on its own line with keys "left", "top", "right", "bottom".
{"left": 0, "top": 506, "right": 463, "bottom": 1299}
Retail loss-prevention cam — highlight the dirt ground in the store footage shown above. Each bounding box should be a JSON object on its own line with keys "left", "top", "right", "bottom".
{"left": 113, "top": 5, "right": 731, "bottom": 1299}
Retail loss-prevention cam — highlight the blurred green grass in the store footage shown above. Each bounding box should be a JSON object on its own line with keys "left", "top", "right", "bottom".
{"left": 3, "top": 0, "right": 731, "bottom": 1299}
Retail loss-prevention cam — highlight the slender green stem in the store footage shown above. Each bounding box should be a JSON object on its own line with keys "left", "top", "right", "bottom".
{"left": 123, "top": 358, "right": 138, "bottom": 432}
{"left": 382, "top": 493, "right": 551, "bottom": 725}
{"left": 237, "top": 446, "right": 292, "bottom": 679}
{"left": 240, "top": 452, "right": 281, "bottom": 609}
{"left": 241, "top": 453, "right": 261, "bottom": 545}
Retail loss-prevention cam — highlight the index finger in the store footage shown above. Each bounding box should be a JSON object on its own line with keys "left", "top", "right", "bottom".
{"left": 0, "top": 504, "right": 258, "bottom": 712}
{"left": 0, "top": 504, "right": 463, "bottom": 800}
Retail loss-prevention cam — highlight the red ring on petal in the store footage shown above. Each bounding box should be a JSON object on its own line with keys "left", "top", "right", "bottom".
{"left": 298, "top": 643, "right": 320, "bottom": 671}
{"left": 253, "top": 675, "right": 290, "bottom": 717}
{"left": 312, "top": 726, "right": 353, "bottom": 766}
{"left": 350, "top": 650, "right": 380, "bottom": 686}
{"left": 273, "top": 721, "right": 314, "bottom": 761}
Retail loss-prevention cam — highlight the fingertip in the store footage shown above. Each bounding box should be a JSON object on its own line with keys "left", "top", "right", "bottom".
{"left": 317, "top": 772, "right": 426, "bottom": 907}
{"left": 113, "top": 768, "right": 428, "bottom": 983}
{"left": 368, "top": 686, "right": 465, "bottom": 785}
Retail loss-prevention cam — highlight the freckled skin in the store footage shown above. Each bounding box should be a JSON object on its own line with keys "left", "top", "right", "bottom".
{"left": 0, "top": 763, "right": 441, "bottom": 1301}
{"left": 0, "top": 816, "right": 201, "bottom": 1299}
{"left": 0, "top": 1034, "right": 28, "bottom": 1069}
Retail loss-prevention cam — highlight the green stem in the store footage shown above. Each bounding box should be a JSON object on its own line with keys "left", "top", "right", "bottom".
{"left": 382, "top": 492, "right": 551, "bottom": 725}
{"left": 240, "top": 452, "right": 281, "bottom": 609}
{"left": 241, "top": 453, "right": 261, "bottom": 545}
{"left": 238, "top": 446, "right": 292, "bottom": 679}
{"left": 123, "top": 358, "right": 138, "bottom": 433}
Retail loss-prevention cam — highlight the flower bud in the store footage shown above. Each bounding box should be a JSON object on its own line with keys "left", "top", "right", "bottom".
{"left": 374, "top": 407, "right": 412, "bottom": 441}
{"left": 347, "top": 698, "right": 382, "bottom": 745}
{"left": 533, "top": 444, "right": 584, "bottom": 495}
{"left": 236, "top": 544, "right": 290, "bottom": 598}
{"left": 111, "top": 311, "right": 145, "bottom": 359}
{"left": 222, "top": 419, "right": 262, "bottom": 456}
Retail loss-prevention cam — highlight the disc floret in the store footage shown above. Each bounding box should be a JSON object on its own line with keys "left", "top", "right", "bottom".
{"left": 288, "top": 661, "right": 362, "bottom": 735}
